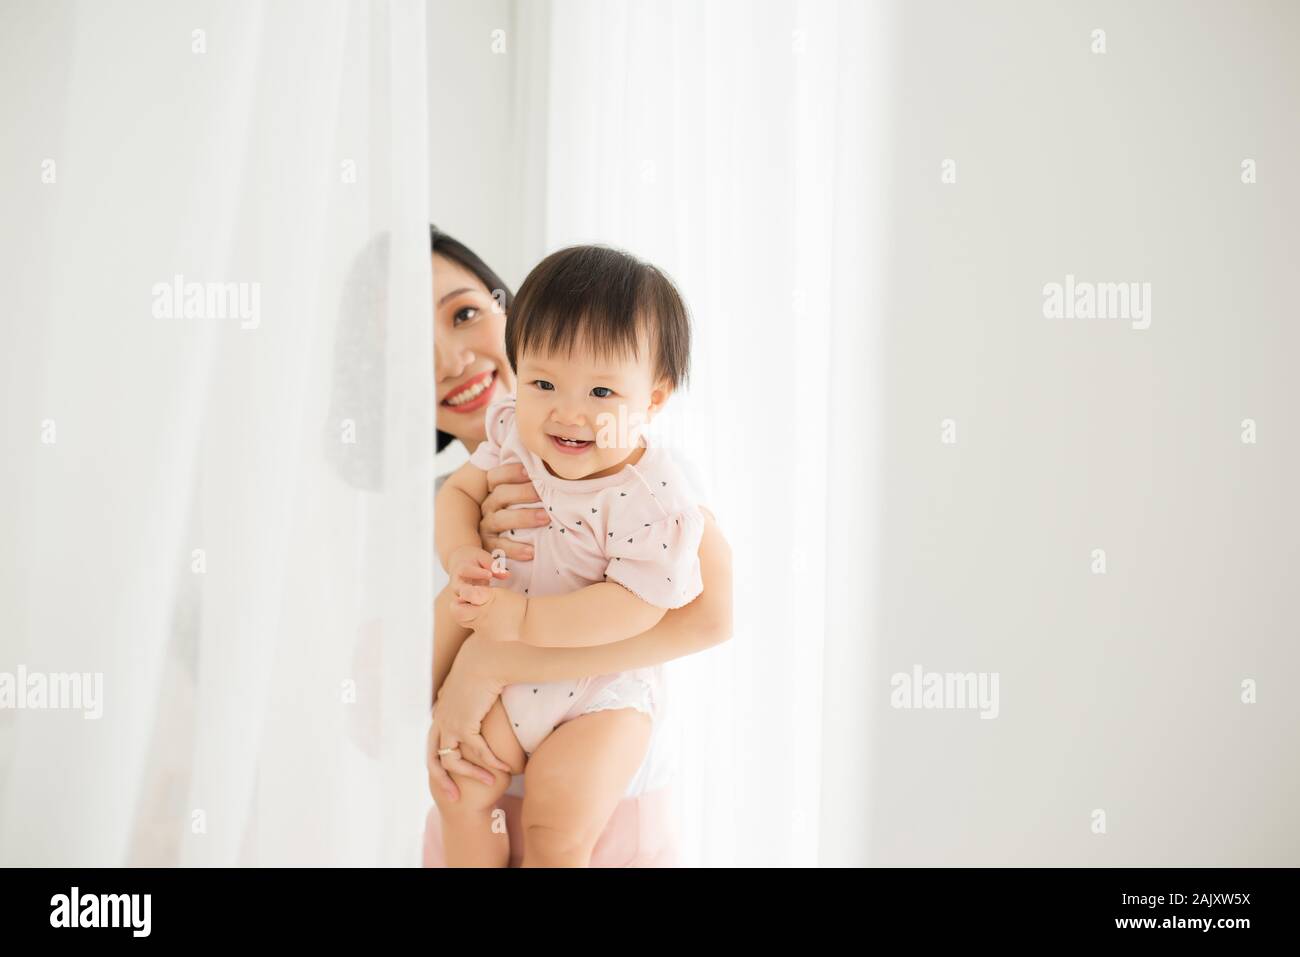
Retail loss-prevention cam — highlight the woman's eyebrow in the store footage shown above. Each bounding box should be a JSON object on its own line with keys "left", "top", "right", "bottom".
{"left": 437, "top": 287, "right": 475, "bottom": 307}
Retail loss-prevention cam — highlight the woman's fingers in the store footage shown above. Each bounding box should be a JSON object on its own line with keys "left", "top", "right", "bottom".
{"left": 480, "top": 470, "right": 544, "bottom": 539}
{"left": 428, "top": 759, "right": 458, "bottom": 802}
{"left": 483, "top": 479, "right": 542, "bottom": 511}
{"left": 427, "top": 723, "right": 458, "bottom": 801}
{"left": 483, "top": 462, "right": 533, "bottom": 494}
{"left": 480, "top": 504, "right": 548, "bottom": 535}
{"left": 484, "top": 537, "right": 533, "bottom": 562}
{"left": 440, "top": 750, "right": 495, "bottom": 787}
{"left": 460, "top": 734, "right": 515, "bottom": 775}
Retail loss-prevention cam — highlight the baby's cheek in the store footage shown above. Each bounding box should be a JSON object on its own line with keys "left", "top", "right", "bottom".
{"left": 516, "top": 429, "right": 547, "bottom": 461}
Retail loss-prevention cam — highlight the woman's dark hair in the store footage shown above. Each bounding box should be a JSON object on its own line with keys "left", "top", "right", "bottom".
{"left": 431, "top": 223, "right": 514, "bottom": 453}
{"left": 507, "top": 244, "right": 690, "bottom": 389}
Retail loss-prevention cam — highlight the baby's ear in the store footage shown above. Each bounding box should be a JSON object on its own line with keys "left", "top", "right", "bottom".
{"left": 646, "top": 379, "right": 674, "bottom": 419}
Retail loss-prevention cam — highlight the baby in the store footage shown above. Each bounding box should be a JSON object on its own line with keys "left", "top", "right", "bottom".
{"left": 432, "top": 244, "right": 705, "bottom": 867}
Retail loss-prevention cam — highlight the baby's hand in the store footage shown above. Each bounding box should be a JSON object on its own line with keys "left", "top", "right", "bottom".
{"left": 452, "top": 583, "right": 526, "bottom": 642}
{"left": 448, "top": 545, "right": 508, "bottom": 591}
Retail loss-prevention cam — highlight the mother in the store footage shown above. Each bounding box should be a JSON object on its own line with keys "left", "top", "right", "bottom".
{"left": 425, "top": 225, "right": 732, "bottom": 867}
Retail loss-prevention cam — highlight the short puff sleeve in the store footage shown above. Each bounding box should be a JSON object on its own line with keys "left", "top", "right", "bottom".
{"left": 467, "top": 394, "right": 516, "bottom": 472}
{"left": 604, "top": 505, "right": 706, "bottom": 609}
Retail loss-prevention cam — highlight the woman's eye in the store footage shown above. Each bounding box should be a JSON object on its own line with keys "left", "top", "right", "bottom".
{"left": 452, "top": 306, "right": 479, "bottom": 325}
{"left": 591, "top": 386, "right": 614, "bottom": 398}
{"left": 533, "top": 380, "right": 555, "bottom": 391}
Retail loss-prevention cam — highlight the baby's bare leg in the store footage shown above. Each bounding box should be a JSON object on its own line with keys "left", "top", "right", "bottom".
{"left": 433, "top": 587, "right": 528, "bottom": 866}
{"left": 520, "top": 708, "right": 652, "bottom": 867}
{"left": 433, "top": 697, "right": 526, "bottom": 867}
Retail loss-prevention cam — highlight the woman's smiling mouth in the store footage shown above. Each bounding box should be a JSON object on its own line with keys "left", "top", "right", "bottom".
{"left": 441, "top": 370, "right": 496, "bottom": 413}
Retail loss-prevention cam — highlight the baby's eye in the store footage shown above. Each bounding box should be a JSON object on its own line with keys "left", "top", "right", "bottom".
{"left": 591, "top": 386, "right": 614, "bottom": 398}
{"left": 532, "top": 379, "right": 555, "bottom": 391}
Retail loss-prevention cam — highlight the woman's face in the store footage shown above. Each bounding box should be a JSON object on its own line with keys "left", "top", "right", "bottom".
{"left": 433, "top": 253, "right": 514, "bottom": 446}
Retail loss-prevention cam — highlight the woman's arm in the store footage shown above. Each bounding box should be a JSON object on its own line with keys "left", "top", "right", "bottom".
{"left": 452, "top": 509, "right": 732, "bottom": 683}
{"left": 432, "top": 587, "right": 471, "bottom": 701}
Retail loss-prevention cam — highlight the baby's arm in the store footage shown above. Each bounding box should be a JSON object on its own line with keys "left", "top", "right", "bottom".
{"left": 518, "top": 583, "right": 668, "bottom": 648}
{"left": 435, "top": 462, "right": 491, "bottom": 571}
{"left": 449, "top": 490, "right": 704, "bottom": 648}
{"left": 436, "top": 461, "right": 513, "bottom": 630}
{"left": 452, "top": 579, "right": 668, "bottom": 649}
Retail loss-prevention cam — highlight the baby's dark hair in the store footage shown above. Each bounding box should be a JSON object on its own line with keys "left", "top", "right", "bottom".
{"left": 506, "top": 244, "right": 690, "bottom": 388}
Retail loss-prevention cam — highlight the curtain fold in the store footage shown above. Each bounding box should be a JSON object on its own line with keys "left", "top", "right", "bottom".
{"left": 0, "top": 0, "right": 432, "bottom": 866}
{"left": 527, "top": 0, "right": 893, "bottom": 865}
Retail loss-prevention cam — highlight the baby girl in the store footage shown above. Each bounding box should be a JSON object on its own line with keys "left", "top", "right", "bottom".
{"left": 432, "top": 243, "right": 705, "bottom": 867}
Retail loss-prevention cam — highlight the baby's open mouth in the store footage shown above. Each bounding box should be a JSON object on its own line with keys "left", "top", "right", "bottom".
{"left": 549, "top": 434, "right": 593, "bottom": 454}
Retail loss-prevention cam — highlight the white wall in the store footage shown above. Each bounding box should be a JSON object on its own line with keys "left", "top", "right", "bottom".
{"left": 427, "top": 0, "right": 544, "bottom": 291}
{"left": 870, "top": 0, "right": 1299, "bottom": 864}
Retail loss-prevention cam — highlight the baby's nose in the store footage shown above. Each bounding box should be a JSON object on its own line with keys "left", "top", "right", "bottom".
{"left": 551, "top": 406, "right": 586, "bottom": 426}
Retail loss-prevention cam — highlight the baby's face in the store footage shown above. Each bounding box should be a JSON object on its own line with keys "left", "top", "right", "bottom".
{"left": 515, "top": 340, "right": 670, "bottom": 480}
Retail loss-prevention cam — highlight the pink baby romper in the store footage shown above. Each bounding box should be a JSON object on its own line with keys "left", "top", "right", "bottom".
{"left": 467, "top": 393, "right": 705, "bottom": 758}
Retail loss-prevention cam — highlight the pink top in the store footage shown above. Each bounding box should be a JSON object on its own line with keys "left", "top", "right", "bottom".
{"left": 468, "top": 394, "right": 705, "bottom": 608}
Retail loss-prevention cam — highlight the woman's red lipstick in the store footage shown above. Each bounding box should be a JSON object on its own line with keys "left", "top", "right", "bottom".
{"left": 441, "top": 370, "right": 496, "bottom": 414}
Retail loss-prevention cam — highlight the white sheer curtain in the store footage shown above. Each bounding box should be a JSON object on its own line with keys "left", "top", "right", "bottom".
{"left": 513, "top": 0, "right": 894, "bottom": 865}
{"left": 0, "top": 0, "right": 432, "bottom": 865}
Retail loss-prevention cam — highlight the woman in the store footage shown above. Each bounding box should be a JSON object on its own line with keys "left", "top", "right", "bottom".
{"left": 425, "top": 225, "right": 733, "bottom": 866}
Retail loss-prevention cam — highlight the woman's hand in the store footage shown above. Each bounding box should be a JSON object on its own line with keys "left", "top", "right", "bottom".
{"left": 427, "top": 709, "right": 480, "bottom": 801}
{"left": 426, "top": 635, "right": 514, "bottom": 801}
{"left": 478, "top": 463, "right": 546, "bottom": 561}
